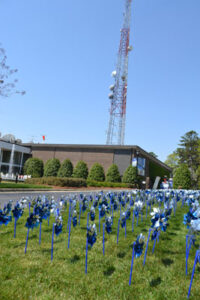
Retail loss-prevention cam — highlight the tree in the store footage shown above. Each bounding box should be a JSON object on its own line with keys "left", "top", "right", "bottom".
{"left": 149, "top": 152, "right": 158, "bottom": 159}
{"left": 0, "top": 46, "right": 25, "bottom": 97}
{"left": 122, "top": 165, "right": 138, "bottom": 185}
{"left": 88, "top": 163, "right": 105, "bottom": 182}
{"left": 24, "top": 158, "right": 43, "bottom": 178}
{"left": 164, "top": 151, "right": 179, "bottom": 174}
{"left": 44, "top": 158, "right": 61, "bottom": 177}
{"left": 173, "top": 164, "right": 192, "bottom": 189}
{"left": 106, "top": 164, "right": 121, "bottom": 182}
{"left": 57, "top": 159, "right": 73, "bottom": 178}
{"left": 73, "top": 161, "right": 88, "bottom": 179}
{"left": 177, "top": 131, "right": 199, "bottom": 185}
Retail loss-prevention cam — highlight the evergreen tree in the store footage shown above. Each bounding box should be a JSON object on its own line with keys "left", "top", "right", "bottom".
{"left": 106, "top": 164, "right": 121, "bottom": 182}
{"left": 88, "top": 163, "right": 105, "bottom": 182}
{"left": 122, "top": 165, "right": 138, "bottom": 185}
{"left": 177, "top": 131, "right": 199, "bottom": 186}
{"left": 164, "top": 151, "right": 179, "bottom": 174}
{"left": 173, "top": 164, "right": 192, "bottom": 189}
{"left": 24, "top": 158, "right": 43, "bottom": 178}
{"left": 58, "top": 159, "right": 73, "bottom": 177}
{"left": 44, "top": 158, "right": 61, "bottom": 177}
{"left": 73, "top": 161, "right": 88, "bottom": 179}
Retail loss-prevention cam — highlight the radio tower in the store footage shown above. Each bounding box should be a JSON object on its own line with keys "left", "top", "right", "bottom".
{"left": 106, "top": 0, "right": 133, "bottom": 145}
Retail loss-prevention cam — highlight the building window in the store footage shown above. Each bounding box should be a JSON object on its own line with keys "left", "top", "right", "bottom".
{"left": 1, "top": 165, "right": 9, "bottom": 174}
{"left": 137, "top": 157, "right": 146, "bottom": 176}
{"left": 2, "top": 150, "right": 11, "bottom": 163}
{"left": 13, "top": 152, "right": 22, "bottom": 165}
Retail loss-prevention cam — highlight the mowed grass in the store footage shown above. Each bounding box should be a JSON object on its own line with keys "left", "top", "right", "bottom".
{"left": 0, "top": 182, "right": 52, "bottom": 189}
{"left": 0, "top": 202, "right": 199, "bottom": 300}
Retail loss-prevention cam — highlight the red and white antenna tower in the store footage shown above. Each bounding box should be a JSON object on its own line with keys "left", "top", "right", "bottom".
{"left": 106, "top": 0, "right": 133, "bottom": 145}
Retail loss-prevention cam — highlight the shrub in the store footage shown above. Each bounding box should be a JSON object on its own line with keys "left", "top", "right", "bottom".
{"left": 26, "top": 177, "right": 87, "bottom": 187}
{"left": 72, "top": 161, "right": 88, "bottom": 179}
{"left": 173, "top": 164, "right": 192, "bottom": 189}
{"left": 58, "top": 159, "right": 73, "bottom": 178}
{"left": 23, "top": 158, "right": 44, "bottom": 178}
{"left": 106, "top": 164, "right": 121, "bottom": 182}
{"left": 87, "top": 180, "right": 134, "bottom": 188}
{"left": 44, "top": 158, "right": 61, "bottom": 177}
{"left": 122, "top": 165, "right": 138, "bottom": 185}
{"left": 88, "top": 163, "right": 105, "bottom": 182}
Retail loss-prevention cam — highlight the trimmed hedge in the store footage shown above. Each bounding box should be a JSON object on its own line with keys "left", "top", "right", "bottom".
{"left": 73, "top": 161, "right": 88, "bottom": 179}
{"left": 88, "top": 163, "right": 105, "bottom": 182}
{"left": 122, "top": 166, "right": 138, "bottom": 185}
{"left": 173, "top": 164, "right": 192, "bottom": 189}
{"left": 23, "top": 158, "right": 44, "bottom": 178}
{"left": 106, "top": 164, "right": 121, "bottom": 182}
{"left": 25, "top": 177, "right": 134, "bottom": 188}
{"left": 44, "top": 159, "right": 61, "bottom": 177}
{"left": 87, "top": 180, "right": 134, "bottom": 188}
{"left": 26, "top": 177, "right": 87, "bottom": 187}
{"left": 58, "top": 159, "right": 73, "bottom": 178}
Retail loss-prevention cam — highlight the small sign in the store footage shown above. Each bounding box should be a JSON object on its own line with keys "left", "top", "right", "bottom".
{"left": 153, "top": 176, "right": 161, "bottom": 189}
{"left": 132, "top": 158, "right": 137, "bottom": 167}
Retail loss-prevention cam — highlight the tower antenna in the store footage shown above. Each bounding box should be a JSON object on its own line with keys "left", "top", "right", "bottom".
{"left": 106, "top": 0, "right": 133, "bottom": 145}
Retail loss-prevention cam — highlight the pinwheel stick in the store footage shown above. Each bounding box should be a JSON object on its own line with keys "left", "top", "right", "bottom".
{"left": 117, "top": 219, "right": 120, "bottom": 244}
{"left": 129, "top": 242, "right": 136, "bottom": 285}
{"left": 152, "top": 235, "right": 157, "bottom": 254}
{"left": 99, "top": 210, "right": 101, "bottom": 233}
{"left": 125, "top": 218, "right": 127, "bottom": 238}
{"left": 51, "top": 223, "right": 55, "bottom": 261}
{"left": 67, "top": 203, "right": 71, "bottom": 231}
{"left": 39, "top": 222, "right": 42, "bottom": 245}
{"left": 103, "top": 223, "right": 105, "bottom": 256}
{"left": 146, "top": 205, "right": 148, "bottom": 218}
{"left": 187, "top": 250, "right": 200, "bottom": 298}
{"left": 85, "top": 236, "right": 88, "bottom": 274}
{"left": 14, "top": 217, "right": 17, "bottom": 238}
{"left": 186, "top": 236, "right": 194, "bottom": 275}
{"left": 87, "top": 212, "right": 89, "bottom": 228}
{"left": 136, "top": 214, "right": 139, "bottom": 226}
{"left": 79, "top": 203, "right": 82, "bottom": 225}
{"left": 143, "top": 228, "right": 151, "bottom": 266}
{"left": 25, "top": 228, "right": 29, "bottom": 254}
{"left": 68, "top": 217, "right": 71, "bottom": 249}
{"left": 132, "top": 212, "right": 134, "bottom": 233}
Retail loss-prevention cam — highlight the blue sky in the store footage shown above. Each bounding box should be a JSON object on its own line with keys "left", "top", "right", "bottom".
{"left": 0, "top": 0, "right": 199, "bottom": 162}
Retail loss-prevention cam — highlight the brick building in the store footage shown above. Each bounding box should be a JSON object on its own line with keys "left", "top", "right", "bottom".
{"left": 23, "top": 143, "right": 172, "bottom": 186}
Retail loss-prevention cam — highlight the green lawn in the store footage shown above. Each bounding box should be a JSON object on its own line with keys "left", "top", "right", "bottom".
{"left": 0, "top": 203, "right": 199, "bottom": 300}
{"left": 0, "top": 182, "right": 52, "bottom": 189}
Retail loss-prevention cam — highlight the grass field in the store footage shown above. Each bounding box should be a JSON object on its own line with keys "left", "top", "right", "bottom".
{"left": 0, "top": 182, "right": 52, "bottom": 189}
{"left": 0, "top": 202, "right": 199, "bottom": 300}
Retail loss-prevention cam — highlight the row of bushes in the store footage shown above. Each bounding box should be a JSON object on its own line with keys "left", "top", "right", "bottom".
{"left": 26, "top": 177, "right": 87, "bottom": 187}
{"left": 25, "top": 177, "right": 135, "bottom": 188}
{"left": 24, "top": 158, "right": 140, "bottom": 185}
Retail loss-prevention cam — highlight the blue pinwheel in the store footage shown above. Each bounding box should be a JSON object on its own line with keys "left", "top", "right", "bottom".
{"left": 90, "top": 206, "right": 95, "bottom": 221}
{"left": 134, "top": 234, "right": 145, "bottom": 258}
{"left": 25, "top": 213, "right": 40, "bottom": 229}
{"left": 12, "top": 203, "right": 24, "bottom": 221}
{"left": 72, "top": 210, "right": 77, "bottom": 227}
{"left": 55, "top": 216, "right": 63, "bottom": 236}
{"left": 120, "top": 212, "right": 126, "bottom": 228}
{"left": 105, "top": 216, "right": 112, "bottom": 234}
{"left": 87, "top": 224, "right": 97, "bottom": 247}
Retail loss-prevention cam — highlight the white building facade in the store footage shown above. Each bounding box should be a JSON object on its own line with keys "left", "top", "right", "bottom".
{"left": 0, "top": 140, "right": 31, "bottom": 175}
